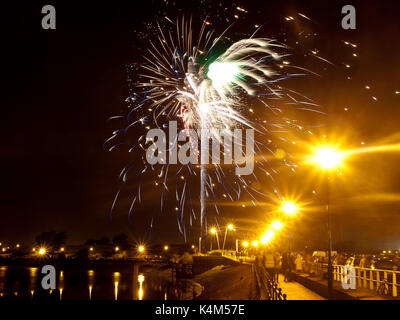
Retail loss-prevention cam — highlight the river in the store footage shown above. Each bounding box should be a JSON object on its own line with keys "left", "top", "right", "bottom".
{"left": 0, "top": 264, "right": 184, "bottom": 300}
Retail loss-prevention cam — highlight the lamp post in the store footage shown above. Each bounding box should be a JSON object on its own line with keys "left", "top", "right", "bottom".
{"left": 313, "top": 147, "right": 343, "bottom": 299}
{"left": 210, "top": 227, "right": 220, "bottom": 251}
{"left": 222, "top": 224, "right": 234, "bottom": 253}
{"left": 281, "top": 201, "right": 299, "bottom": 272}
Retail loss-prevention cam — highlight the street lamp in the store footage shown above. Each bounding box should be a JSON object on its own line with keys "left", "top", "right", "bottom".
{"left": 260, "top": 230, "right": 275, "bottom": 245}
{"left": 209, "top": 227, "right": 220, "bottom": 251}
{"left": 271, "top": 220, "right": 283, "bottom": 231}
{"left": 138, "top": 245, "right": 145, "bottom": 253}
{"left": 313, "top": 146, "right": 344, "bottom": 299}
{"left": 222, "top": 224, "right": 234, "bottom": 252}
{"left": 280, "top": 200, "right": 299, "bottom": 270}
{"left": 281, "top": 201, "right": 298, "bottom": 216}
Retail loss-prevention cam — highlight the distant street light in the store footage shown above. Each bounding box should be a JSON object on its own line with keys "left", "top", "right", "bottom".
{"left": 222, "top": 223, "right": 235, "bottom": 252}
{"left": 260, "top": 230, "right": 275, "bottom": 245}
{"left": 252, "top": 240, "right": 259, "bottom": 248}
{"left": 138, "top": 245, "right": 145, "bottom": 253}
{"left": 209, "top": 227, "right": 220, "bottom": 250}
{"left": 281, "top": 201, "right": 298, "bottom": 216}
{"left": 164, "top": 245, "right": 169, "bottom": 251}
{"left": 115, "top": 246, "right": 120, "bottom": 252}
{"left": 242, "top": 241, "right": 249, "bottom": 248}
{"left": 271, "top": 220, "right": 283, "bottom": 231}
{"left": 38, "top": 248, "right": 46, "bottom": 255}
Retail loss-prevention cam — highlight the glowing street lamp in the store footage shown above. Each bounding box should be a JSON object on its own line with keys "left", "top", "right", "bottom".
{"left": 164, "top": 245, "right": 169, "bottom": 251}
{"left": 252, "top": 240, "right": 259, "bottom": 248}
{"left": 209, "top": 227, "right": 220, "bottom": 250}
{"left": 261, "top": 230, "right": 275, "bottom": 245}
{"left": 222, "top": 223, "right": 235, "bottom": 252}
{"left": 242, "top": 241, "right": 249, "bottom": 248}
{"left": 281, "top": 201, "right": 298, "bottom": 216}
{"left": 314, "top": 148, "right": 343, "bottom": 169}
{"left": 312, "top": 146, "right": 344, "bottom": 299}
{"left": 271, "top": 220, "right": 283, "bottom": 231}
{"left": 114, "top": 246, "right": 120, "bottom": 252}
{"left": 138, "top": 245, "right": 145, "bottom": 253}
{"left": 38, "top": 248, "right": 46, "bottom": 255}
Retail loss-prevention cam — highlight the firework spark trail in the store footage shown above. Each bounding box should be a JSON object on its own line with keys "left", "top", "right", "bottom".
{"left": 105, "top": 16, "right": 323, "bottom": 239}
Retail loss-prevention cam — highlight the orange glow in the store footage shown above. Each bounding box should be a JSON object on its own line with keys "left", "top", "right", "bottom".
{"left": 271, "top": 220, "right": 283, "bottom": 231}
{"left": 281, "top": 201, "right": 298, "bottom": 215}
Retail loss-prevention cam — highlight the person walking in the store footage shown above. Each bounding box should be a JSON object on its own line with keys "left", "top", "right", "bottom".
{"left": 295, "top": 253, "right": 303, "bottom": 273}
{"left": 359, "top": 255, "right": 366, "bottom": 268}
{"left": 264, "top": 250, "right": 276, "bottom": 281}
{"left": 274, "top": 252, "right": 282, "bottom": 282}
{"left": 281, "top": 252, "right": 290, "bottom": 282}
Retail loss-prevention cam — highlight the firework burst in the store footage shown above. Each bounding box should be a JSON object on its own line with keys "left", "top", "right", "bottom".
{"left": 105, "top": 16, "right": 318, "bottom": 241}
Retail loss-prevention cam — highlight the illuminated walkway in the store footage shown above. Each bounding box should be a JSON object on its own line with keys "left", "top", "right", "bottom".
{"left": 277, "top": 274, "right": 326, "bottom": 300}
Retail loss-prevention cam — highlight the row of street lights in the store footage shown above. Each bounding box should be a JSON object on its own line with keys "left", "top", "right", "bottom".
{"left": 205, "top": 145, "right": 345, "bottom": 299}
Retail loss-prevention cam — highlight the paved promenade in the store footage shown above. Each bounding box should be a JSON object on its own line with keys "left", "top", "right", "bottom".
{"left": 277, "top": 274, "right": 325, "bottom": 300}
{"left": 292, "top": 272, "right": 395, "bottom": 300}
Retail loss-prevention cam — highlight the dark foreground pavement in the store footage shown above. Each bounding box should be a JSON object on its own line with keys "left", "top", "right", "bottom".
{"left": 194, "top": 264, "right": 257, "bottom": 300}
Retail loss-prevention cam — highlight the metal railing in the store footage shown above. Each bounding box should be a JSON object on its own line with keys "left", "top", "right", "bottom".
{"left": 254, "top": 263, "right": 287, "bottom": 300}
{"left": 313, "top": 263, "right": 400, "bottom": 298}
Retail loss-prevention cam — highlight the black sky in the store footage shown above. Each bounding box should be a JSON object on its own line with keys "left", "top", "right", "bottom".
{"left": 2, "top": 0, "right": 400, "bottom": 250}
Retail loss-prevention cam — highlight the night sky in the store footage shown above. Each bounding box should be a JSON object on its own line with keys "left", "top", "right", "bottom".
{"left": 2, "top": 0, "right": 400, "bottom": 250}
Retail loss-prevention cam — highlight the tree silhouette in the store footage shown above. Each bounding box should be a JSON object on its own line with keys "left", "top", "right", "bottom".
{"left": 112, "top": 233, "right": 131, "bottom": 250}
{"left": 35, "top": 231, "right": 67, "bottom": 251}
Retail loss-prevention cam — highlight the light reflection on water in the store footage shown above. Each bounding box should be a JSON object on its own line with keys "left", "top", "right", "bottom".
{"left": 113, "top": 271, "right": 120, "bottom": 300}
{"left": 0, "top": 265, "right": 195, "bottom": 300}
{"left": 0, "top": 266, "right": 178, "bottom": 300}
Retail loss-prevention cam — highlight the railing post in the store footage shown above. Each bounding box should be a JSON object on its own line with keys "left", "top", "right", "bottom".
{"left": 333, "top": 266, "right": 336, "bottom": 281}
{"left": 363, "top": 268, "right": 367, "bottom": 288}
{"left": 384, "top": 271, "right": 388, "bottom": 293}
{"left": 369, "top": 270, "right": 374, "bottom": 290}
{"left": 357, "top": 268, "right": 361, "bottom": 287}
{"left": 376, "top": 270, "right": 380, "bottom": 287}
{"left": 340, "top": 265, "right": 344, "bottom": 283}
{"left": 393, "top": 272, "right": 397, "bottom": 297}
